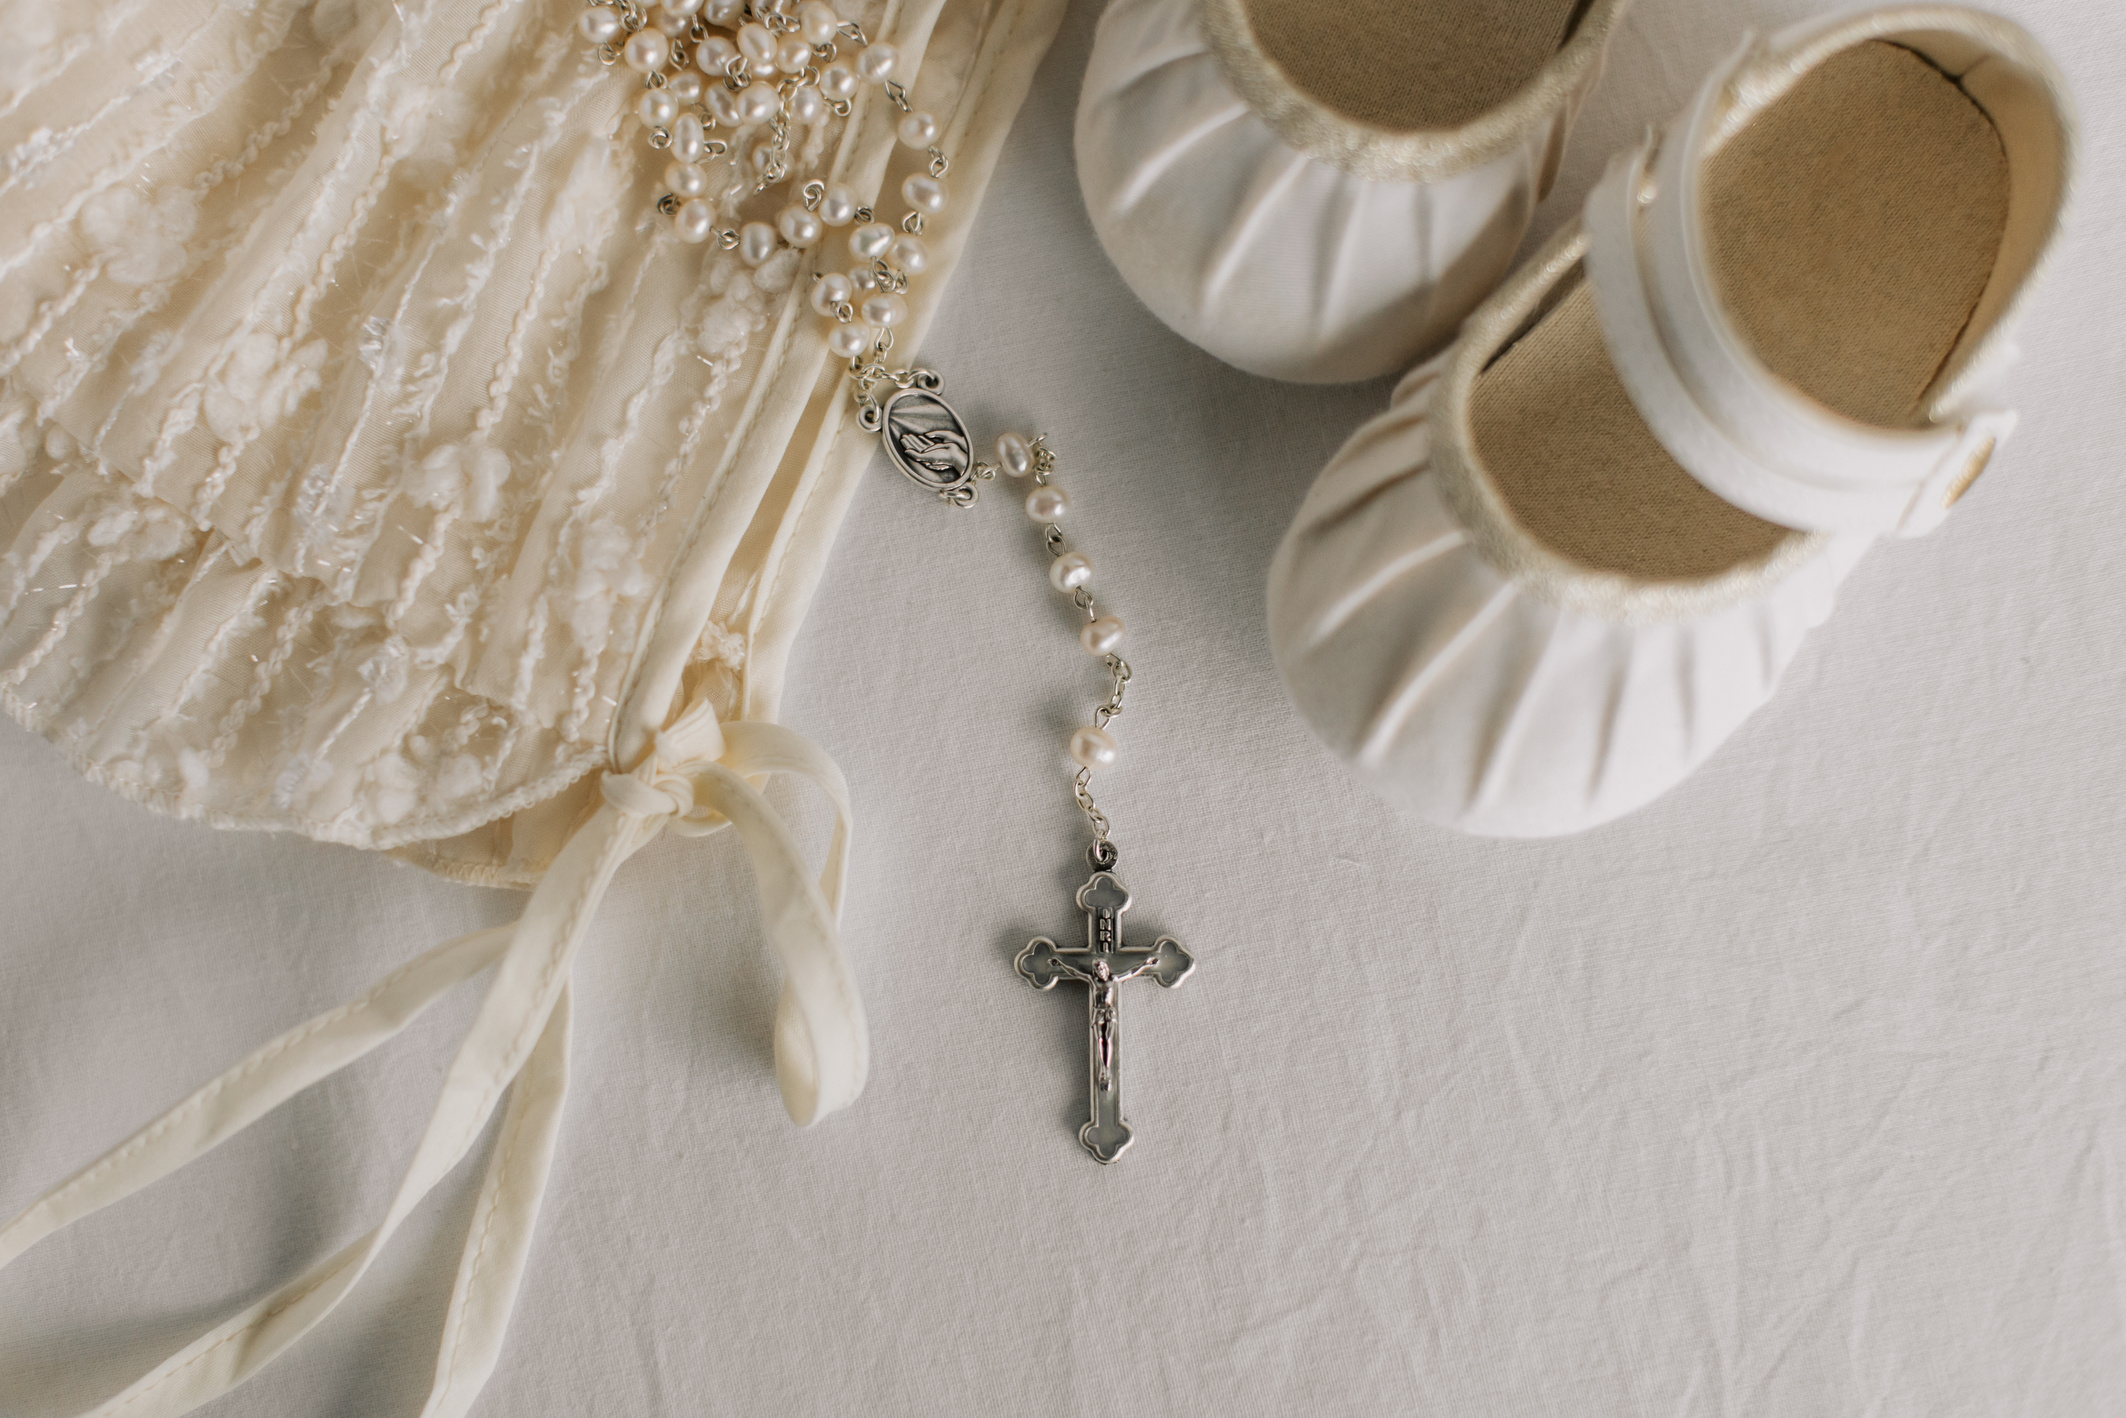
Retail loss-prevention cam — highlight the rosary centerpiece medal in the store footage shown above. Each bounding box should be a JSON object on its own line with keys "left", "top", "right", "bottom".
{"left": 857, "top": 370, "right": 977, "bottom": 503}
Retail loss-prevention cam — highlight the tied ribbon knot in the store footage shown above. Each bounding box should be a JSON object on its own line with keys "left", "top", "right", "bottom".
{"left": 600, "top": 758, "right": 721, "bottom": 835}
{"left": 600, "top": 695, "right": 730, "bottom": 835}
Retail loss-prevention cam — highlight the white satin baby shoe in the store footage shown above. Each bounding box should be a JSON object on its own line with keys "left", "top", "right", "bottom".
{"left": 1076, "top": 0, "right": 1630, "bottom": 383}
{"left": 1268, "top": 7, "right": 2075, "bottom": 836}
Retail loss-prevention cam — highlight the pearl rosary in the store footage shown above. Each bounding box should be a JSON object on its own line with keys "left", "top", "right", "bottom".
{"left": 580, "top": 1, "right": 1180, "bottom": 1155}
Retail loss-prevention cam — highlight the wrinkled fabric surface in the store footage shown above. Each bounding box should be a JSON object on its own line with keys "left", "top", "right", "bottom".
{"left": 5, "top": 0, "right": 2126, "bottom": 1412}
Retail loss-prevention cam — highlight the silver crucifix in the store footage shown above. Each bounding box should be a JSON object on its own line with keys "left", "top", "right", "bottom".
{"left": 1016, "top": 865, "right": 1194, "bottom": 1163}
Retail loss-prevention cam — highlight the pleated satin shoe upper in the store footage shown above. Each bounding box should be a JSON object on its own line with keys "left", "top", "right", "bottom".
{"left": 1075, "top": 0, "right": 1628, "bottom": 383}
{"left": 1267, "top": 280, "right": 1869, "bottom": 839}
{"left": 1269, "top": 7, "right": 2075, "bottom": 836}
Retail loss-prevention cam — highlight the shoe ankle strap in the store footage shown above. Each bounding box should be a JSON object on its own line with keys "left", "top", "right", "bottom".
{"left": 1580, "top": 33, "right": 2016, "bottom": 540}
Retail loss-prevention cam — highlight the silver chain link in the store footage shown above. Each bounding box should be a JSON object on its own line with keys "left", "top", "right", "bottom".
{"left": 1027, "top": 437, "right": 1132, "bottom": 850}
{"left": 1070, "top": 651, "right": 1131, "bottom": 846}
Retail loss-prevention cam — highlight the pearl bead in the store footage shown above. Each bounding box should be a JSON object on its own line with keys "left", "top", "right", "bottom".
{"left": 670, "top": 113, "right": 706, "bottom": 164}
{"left": 799, "top": 0, "right": 838, "bottom": 45}
{"left": 996, "top": 431, "right": 1033, "bottom": 477}
{"left": 623, "top": 30, "right": 670, "bottom": 73}
{"left": 818, "top": 184, "right": 858, "bottom": 226}
{"left": 750, "top": 139, "right": 779, "bottom": 173}
{"left": 887, "top": 234, "right": 928, "bottom": 274}
{"left": 1068, "top": 726, "right": 1118, "bottom": 771}
{"left": 1049, "top": 552, "right": 1092, "bottom": 592}
{"left": 696, "top": 35, "right": 738, "bottom": 75}
{"left": 1081, "top": 616, "right": 1125, "bottom": 655}
{"left": 897, "top": 110, "right": 940, "bottom": 148}
{"left": 665, "top": 0, "right": 702, "bottom": 16}
{"left": 638, "top": 89, "right": 680, "bottom": 127}
{"left": 809, "top": 271, "right": 853, "bottom": 316}
{"left": 738, "top": 220, "right": 778, "bottom": 267}
{"left": 777, "top": 204, "right": 823, "bottom": 247}
{"left": 775, "top": 34, "right": 812, "bottom": 75}
{"left": 818, "top": 63, "right": 857, "bottom": 101}
{"left": 665, "top": 160, "right": 710, "bottom": 199}
{"left": 788, "top": 84, "right": 826, "bottom": 125}
{"left": 857, "top": 43, "right": 898, "bottom": 82}
{"left": 650, "top": 5, "right": 691, "bottom": 38}
{"left": 1026, "top": 485, "right": 1068, "bottom": 523}
{"left": 901, "top": 174, "right": 947, "bottom": 214}
{"left": 579, "top": 6, "right": 622, "bottom": 43}
{"left": 848, "top": 266, "right": 878, "bottom": 293}
{"left": 736, "top": 82, "right": 778, "bottom": 125}
{"left": 849, "top": 222, "right": 893, "bottom": 261}
{"left": 704, "top": 0, "right": 742, "bottom": 22}
{"left": 666, "top": 69, "right": 704, "bottom": 103}
{"left": 675, "top": 199, "right": 715, "bottom": 244}
{"left": 705, "top": 84, "right": 742, "bottom": 127}
{"left": 859, "top": 291, "right": 907, "bottom": 329}
{"left": 828, "top": 324, "right": 871, "bottom": 359}
{"left": 737, "top": 22, "right": 778, "bottom": 71}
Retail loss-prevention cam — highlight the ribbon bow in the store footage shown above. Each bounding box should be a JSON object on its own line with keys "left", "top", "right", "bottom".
{"left": 0, "top": 704, "right": 865, "bottom": 1417}
{"left": 595, "top": 700, "right": 867, "bottom": 1126}
{"left": 599, "top": 697, "right": 727, "bottom": 831}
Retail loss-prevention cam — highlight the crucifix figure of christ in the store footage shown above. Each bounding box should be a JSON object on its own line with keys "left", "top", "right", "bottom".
{"left": 1015, "top": 864, "right": 1195, "bottom": 1163}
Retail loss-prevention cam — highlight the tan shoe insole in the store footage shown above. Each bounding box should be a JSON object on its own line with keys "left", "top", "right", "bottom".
{"left": 1470, "top": 41, "right": 2011, "bottom": 582}
{"left": 1244, "top": 0, "right": 1591, "bottom": 131}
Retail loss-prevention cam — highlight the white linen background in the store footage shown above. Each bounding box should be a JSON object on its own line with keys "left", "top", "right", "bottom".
{"left": 4, "top": 0, "right": 2124, "bottom": 1411}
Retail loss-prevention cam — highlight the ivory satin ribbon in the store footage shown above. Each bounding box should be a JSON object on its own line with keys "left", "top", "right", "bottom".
{"left": 0, "top": 703, "right": 866, "bottom": 1417}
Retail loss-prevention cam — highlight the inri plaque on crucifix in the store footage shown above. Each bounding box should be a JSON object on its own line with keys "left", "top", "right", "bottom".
{"left": 1016, "top": 862, "right": 1195, "bottom": 1163}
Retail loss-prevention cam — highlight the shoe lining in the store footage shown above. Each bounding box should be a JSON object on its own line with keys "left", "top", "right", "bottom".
{"left": 1468, "top": 41, "right": 2012, "bottom": 582}
{"left": 1243, "top": 0, "right": 1588, "bottom": 132}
